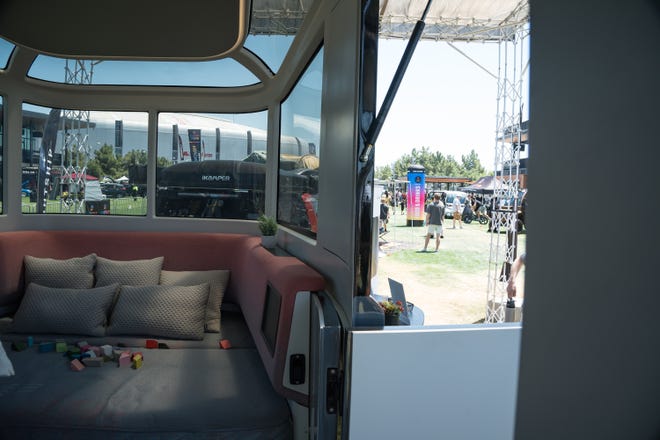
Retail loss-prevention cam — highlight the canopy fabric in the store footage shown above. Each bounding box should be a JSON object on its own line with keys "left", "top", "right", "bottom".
{"left": 251, "top": 0, "right": 529, "bottom": 42}
{"left": 379, "top": 0, "right": 529, "bottom": 41}
{"left": 462, "top": 175, "right": 496, "bottom": 193}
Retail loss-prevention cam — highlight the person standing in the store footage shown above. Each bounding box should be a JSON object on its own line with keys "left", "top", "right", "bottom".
{"left": 423, "top": 193, "right": 445, "bottom": 252}
{"left": 452, "top": 195, "right": 463, "bottom": 229}
{"left": 379, "top": 196, "right": 390, "bottom": 232}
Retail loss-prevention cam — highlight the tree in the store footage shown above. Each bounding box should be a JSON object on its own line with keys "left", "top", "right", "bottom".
{"left": 122, "top": 149, "right": 147, "bottom": 168}
{"left": 87, "top": 144, "right": 123, "bottom": 178}
{"left": 375, "top": 146, "right": 487, "bottom": 181}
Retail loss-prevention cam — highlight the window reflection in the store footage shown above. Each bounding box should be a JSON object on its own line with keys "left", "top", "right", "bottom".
{"left": 156, "top": 112, "right": 268, "bottom": 219}
{"left": 21, "top": 104, "right": 148, "bottom": 215}
{"left": 278, "top": 47, "right": 323, "bottom": 236}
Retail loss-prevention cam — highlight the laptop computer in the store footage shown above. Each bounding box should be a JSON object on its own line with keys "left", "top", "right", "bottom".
{"left": 387, "top": 278, "right": 411, "bottom": 325}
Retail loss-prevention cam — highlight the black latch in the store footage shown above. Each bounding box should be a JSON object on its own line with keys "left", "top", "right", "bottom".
{"left": 326, "top": 367, "right": 342, "bottom": 414}
{"left": 289, "top": 354, "right": 305, "bottom": 385}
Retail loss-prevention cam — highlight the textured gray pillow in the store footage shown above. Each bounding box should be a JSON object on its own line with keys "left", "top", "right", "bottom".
{"left": 95, "top": 256, "right": 164, "bottom": 287}
{"left": 107, "top": 284, "right": 209, "bottom": 340}
{"left": 11, "top": 282, "right": 119, "bottom": 337}
{"left": 160, "top": 270, "right": 230, "bottom": 333}
{"left": 24, "top": 254, "right": 96, "bottom": 289}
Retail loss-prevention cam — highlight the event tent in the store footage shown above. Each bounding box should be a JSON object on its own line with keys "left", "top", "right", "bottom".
{"left": 461, "top": 175, "right": 496, "bottom": 193}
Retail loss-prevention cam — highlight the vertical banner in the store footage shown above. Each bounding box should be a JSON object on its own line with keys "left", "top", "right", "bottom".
{"left": 37, "top": 108, "right": 61, "bottom": 213}
{"left": 172, "top": 124, "right": 180, "bottom": 162}
{"left": 406, "top": 165, "right": 425, "bottom": 226}
{"left": 188, "top": 129, "right": 201, "bottom": 161}
{"left": 114, "top": 120, "right": 123, "bottom": 157}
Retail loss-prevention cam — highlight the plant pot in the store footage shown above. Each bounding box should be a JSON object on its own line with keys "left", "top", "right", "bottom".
{"left": 261, "top": 235, "right": 277, "bottom": 249}
{"left": 384, "top": 314, "right": 400, "bottom": 326}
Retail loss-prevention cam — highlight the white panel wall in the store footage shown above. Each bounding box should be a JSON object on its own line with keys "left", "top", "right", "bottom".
{"left": 348, "top": 325, "right": 521, "bottom": 439}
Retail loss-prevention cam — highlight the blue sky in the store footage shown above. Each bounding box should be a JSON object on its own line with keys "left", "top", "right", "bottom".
{"left": 3, "top": 35, "right": 528, "bottom": 172}
{"left": 376, "top": 39, "right": 528, "bottom": 171}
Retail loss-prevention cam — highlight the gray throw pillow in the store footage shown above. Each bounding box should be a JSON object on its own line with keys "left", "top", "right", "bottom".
{"left": 95, "top": 256, "right": 164, "bottom": 287}
{"left": 24, "top": 254, "right": 96, "bottom": 289}
{"left": 160, "top": 270, "right": 230, "bottom": 333}
{"left": 11, "top": 282, "right": 119, "bottom": 337}
{"left": 107, "top": 284, "right": 209, "bottom": 340}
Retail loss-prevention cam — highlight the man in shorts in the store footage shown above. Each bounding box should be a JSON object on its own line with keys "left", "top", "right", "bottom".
{"left": 423, "top": 193, "right": 445, "bottom": 252}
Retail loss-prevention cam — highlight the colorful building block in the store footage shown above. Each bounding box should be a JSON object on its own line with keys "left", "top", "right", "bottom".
{"left": 101, "top": 345, "right": 113, "bottom": 357}
{"left": 39, "top": 341, "right": 56, "bottom": 353}
{"left": 55, "top": 340, "right": 67, "bottom": 353}
{"left": 145, "top": 339, "right": 158, "bottom": 349}
{"left": 83, "top": 356, "right": 104, "bottom": 367}
{"left": 132, "top": 353, "right": 143, "bottom": 369}
{"left": 70, "top": 359, "right": 85, "bottom": 372}
{"left": 118, "top": 352, "right": 132, "bottom": 367}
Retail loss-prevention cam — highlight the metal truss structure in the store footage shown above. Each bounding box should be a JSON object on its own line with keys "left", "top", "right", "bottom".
{"left": 59, "top": 59, "right": 100, "bottom": 213}
{"left": 485, "top": 18, "right": 530, "bottom": 323}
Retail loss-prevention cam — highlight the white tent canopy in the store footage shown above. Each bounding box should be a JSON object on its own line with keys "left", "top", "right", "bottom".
{"left": 251, "top": 0, "right": 529, "bottom": 41}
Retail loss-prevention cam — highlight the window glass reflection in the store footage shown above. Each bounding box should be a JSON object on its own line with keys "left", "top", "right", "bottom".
{"left": 21, "top": 104, "right": 148, "bottom": 215}
{"left": 156, "top": 112, "right": 268, "bottom": 219}
{"left": 278, "top": 47, "right": 323, "bottom": 236}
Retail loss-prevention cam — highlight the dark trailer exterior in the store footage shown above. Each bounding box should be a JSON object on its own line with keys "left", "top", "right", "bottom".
{"left": 157, "top": 160, "right": 266, "bottom": 219}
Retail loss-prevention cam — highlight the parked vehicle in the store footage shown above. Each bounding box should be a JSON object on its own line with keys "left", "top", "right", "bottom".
{"left": 442, "top": 191, "right": 468, "bottom": 219}
{"left": 100, "top": 182, "right": 128, "bottom": 198}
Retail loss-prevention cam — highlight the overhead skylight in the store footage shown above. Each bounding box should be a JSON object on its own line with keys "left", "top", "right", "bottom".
{"left": 28, "top": 55, "right": 259, "bottom": 87}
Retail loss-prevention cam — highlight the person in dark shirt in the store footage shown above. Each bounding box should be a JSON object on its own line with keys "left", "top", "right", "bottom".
{"left": 423, "top": 193, "right": 445, "bottom": 252}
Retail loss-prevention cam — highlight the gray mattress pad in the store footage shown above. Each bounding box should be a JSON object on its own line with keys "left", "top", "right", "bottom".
{"left": 0, "top": 309, "right": 292, "bottom": 439}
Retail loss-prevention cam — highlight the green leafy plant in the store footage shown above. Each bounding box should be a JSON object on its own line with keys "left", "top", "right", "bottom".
{"left": 379, "top": 299, "right": 404, "bottom": 316}
{"left": 257, "top": 214, "right": 278, "bottom": 236}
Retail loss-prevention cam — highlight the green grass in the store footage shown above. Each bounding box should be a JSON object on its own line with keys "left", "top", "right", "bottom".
{"left": 20, "top": 196, "right": 147, "bottom": 216}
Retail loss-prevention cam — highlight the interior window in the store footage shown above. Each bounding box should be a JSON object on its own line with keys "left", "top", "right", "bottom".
{"left": 277, "top": 47, "right": 323, "bottom": 236}
{"left": 0, "top": 37, "right": 13, "bottom": 70}
{"left": 28, "top": 56, "right": 258, "bottom": 87}
{"left": 155, "top": 111, "right": 268, "bottom": 219}
{"left": 21, "top": 104, "right": 148, "bottom": 215}
{"left": 244, "top": 35, "right": 294, "bottom": 74}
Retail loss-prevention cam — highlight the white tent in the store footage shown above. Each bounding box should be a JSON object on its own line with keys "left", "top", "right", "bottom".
{"left": 251, "top": 0, "right": 528, "bottom": 42}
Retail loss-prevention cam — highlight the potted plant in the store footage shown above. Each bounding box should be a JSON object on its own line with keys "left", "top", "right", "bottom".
{"left": 379, "top": 299, "right": 404, "bottom": 326}
{"left": 258, "top": 214, "right": 278, "bottom": 248}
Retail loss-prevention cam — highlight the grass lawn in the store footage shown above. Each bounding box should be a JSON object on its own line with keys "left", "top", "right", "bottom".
{"left": 376, "top": 210, "right": 526, "bottom": 325}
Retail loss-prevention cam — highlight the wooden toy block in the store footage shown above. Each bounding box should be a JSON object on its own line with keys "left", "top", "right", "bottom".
{"left": 145, "top": 339, "right": 158, "bottom": 349}
{"left": 132, "top": 353, "right": 143, "bottom": 369}
{"left": 118, "top": 352, "right": 132, "bottom": 367}
{"left": 101, "top": 345, "right": 113, "bottom": 357}
{"left": 39, "top": 342, "right": 55, "bottom": 353}
{"left": 55, "top": 340, "right": 67, "bottom": 353}
{"left": 11, "top": 341, "right": 27, "bottom": 352}
{"left": 70, "top": 359, "right": 85, "bottom": 372}
{"left": 220, "top": 339, "right": 232, "bottom": 349}
{"left": 83, "top": 356, "right": 104, "bottom": 367}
